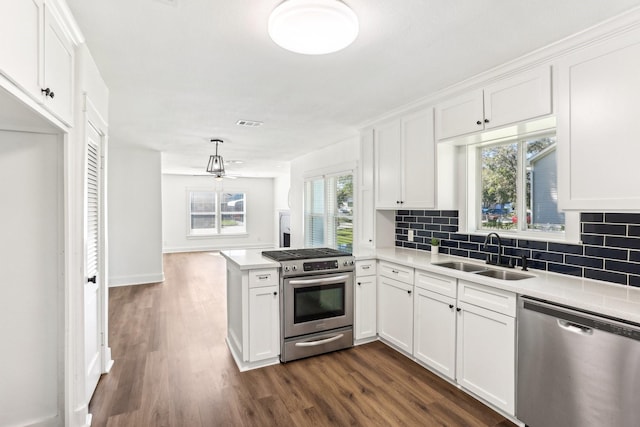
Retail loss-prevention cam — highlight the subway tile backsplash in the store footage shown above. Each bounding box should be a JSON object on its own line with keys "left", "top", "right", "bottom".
{"left": 395, "top": 210, "right": 640, "bottom": 287}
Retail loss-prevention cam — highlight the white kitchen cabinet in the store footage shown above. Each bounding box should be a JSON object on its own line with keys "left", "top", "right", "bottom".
{"left": 456, "top": 281, "right": 516, "bottom": 415}
{"left": 0, "top": 0, "right": 75, "bottom": 126}
{"left": 374, "top": 108, "right": 437, "bottom": 209}
{"left": 43, "top": 3, "right": 75, "bottom": 124}
{"left": 358, "top": 130, "right": 375, "bottom": 248}
{"left": 248, "top": 285, "right": 280, "bottom": 362}
{"left": 355, "top": 274, "right": 377, "bottom": 342}
{"left": 378, "top": 275, "right": 413, "bottom": 354}
{"left": 0, "top": 0, "right": 43, "bottom": 99}
{"left": 557, "top": 27, "right": 640, "bottom": 210}
{"left": 413, "top": 286, "right": 456, "bottom": 380}
{"left": 226, "top": 263, "right": 280, "bottom": 370}
{"left": 355, "top": 259, "right": 377, "bottom": 343}
{"left": 435, "top": 66, "right": 551, "bottom": 140}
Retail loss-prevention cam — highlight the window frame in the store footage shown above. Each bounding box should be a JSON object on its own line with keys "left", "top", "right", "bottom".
{"left": 187, "top": 188, "right": 247, "bottom": 237}
{"left": 304, "top": 170, "right": 355, "bottom": 252}
{"left": 468, "top": 131, "right": 572, "bottom": 241}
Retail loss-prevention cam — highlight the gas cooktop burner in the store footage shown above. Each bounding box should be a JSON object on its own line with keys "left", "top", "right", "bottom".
{"left": 262, "top": 248, "right": 351, "bottom": 262}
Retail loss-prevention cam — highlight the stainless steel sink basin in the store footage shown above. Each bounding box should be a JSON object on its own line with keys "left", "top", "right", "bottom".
{"left": 473, "top": 269, "right": 534, "bottom": 281}
{"left": 433, "top": 261, "right": 489, "bottom": 273}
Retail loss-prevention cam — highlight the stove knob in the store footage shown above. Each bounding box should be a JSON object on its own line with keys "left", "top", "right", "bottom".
{"left": 292, "top": 265, "right": 298, "bottom": 271}
{"left": 343, "top": 261, "right": 348, "bottom": 266}
{"left": 284, "top": 266, "right": 290, "bottom": 272}
{"left": 349, "top": 260, "right": 354, "bottom": 266}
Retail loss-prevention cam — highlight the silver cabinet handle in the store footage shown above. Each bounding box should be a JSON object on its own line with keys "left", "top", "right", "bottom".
{"left": 294, "top": 334, "right": 344, "bottom": 347}
{"left": 362, "top": 265, "right": 371, "bottom": 270}
{"left": 258, "top": 274, "right": 270, "bottom": 280}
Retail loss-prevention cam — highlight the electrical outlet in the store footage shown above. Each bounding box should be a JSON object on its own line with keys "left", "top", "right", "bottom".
{"left": 408, "top": 229, "right": 414, "bottom": 242}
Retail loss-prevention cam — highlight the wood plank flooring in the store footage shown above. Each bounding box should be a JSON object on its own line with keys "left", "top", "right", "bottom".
{"left": 89, "top": 252, "right": 517, "bottom": 427}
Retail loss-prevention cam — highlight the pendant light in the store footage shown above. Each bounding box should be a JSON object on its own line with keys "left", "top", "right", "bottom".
{"left": 268, "top": 0, "right": 359, "bottom": 55}
{"left": 206, "top": 139, "right": 225, "bottom": 178}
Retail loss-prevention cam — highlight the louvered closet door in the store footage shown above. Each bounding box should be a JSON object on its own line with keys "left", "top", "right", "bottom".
{"left": 85, "top": 122, "right": 102, "bottom": 401}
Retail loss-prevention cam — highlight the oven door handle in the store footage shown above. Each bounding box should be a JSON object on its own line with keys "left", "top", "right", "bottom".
{"left": 288, "top": 275, "right": 350, "bottom": 286}
{"left": 294, "top": 334, "right": 345, "bottom": 347}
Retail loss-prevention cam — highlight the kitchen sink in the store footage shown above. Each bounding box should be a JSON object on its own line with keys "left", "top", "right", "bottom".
{"left": 473, "top": 269, "right": 534, "bottom": 281}
{"left": 433, "top": 261, "right": 489, "bottom": 273}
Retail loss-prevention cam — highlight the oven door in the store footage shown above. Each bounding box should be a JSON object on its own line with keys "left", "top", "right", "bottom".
{"left": 283, "top": 271, "right": 354, "bottom": 338}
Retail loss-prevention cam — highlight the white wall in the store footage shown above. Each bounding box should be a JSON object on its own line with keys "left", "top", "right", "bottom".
{"left": 108, "top": 147, "right": 164, "bottom": 286}
{"left": 162, "top": 174, "right": 276, "bottom": 252}
{"left": 0, "top": 130, "right": 61, "bottom": 426}
{"left": 289, "top": 136, "right": 359, "bottom": 248}
{"left": 273, "top": 173, "right": 291, "bottom": 246}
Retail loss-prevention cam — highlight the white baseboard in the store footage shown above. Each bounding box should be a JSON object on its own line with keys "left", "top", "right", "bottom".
{"left": 108, "top": 273, "right": 165, "bottom": 287}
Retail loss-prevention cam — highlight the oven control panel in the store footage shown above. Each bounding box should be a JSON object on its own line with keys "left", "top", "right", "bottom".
{"left": 281, "top": 257, "right": 355, "bottom": 276}
{"left": 303, "top": 260, "right": 339, "bottom": 272}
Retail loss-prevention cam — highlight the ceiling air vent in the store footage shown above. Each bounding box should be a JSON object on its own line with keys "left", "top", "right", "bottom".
{"left": 236, "top": 119, "right": 263, "bottom": 128}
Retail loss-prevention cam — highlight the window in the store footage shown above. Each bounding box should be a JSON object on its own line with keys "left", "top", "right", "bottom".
{"left": 476, "top": 133, "right": 564, "bottom": 235}
{"left": 188, "top": 190, "right": 246, "bottom": 236}
{"left": 304, "top": 173, "right": 354, "bottom": 252}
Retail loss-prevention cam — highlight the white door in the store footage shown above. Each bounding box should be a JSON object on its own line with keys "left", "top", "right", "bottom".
{"left": 84, "top": 121, "right": 102, "bottom": 401}
{"left": 377, "top": 276, "right": 413, "bottom": 353}
{"left": 354, "top": 275, "right": 377, "bottom": 340}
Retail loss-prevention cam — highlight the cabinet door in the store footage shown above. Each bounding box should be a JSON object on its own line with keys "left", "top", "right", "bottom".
{"left": 413, "top": 288, "right": 456, "bottom": 380}
{"left": 374, "top": 120, "right": 402, "bottom": 208}
{"left": 248, "top": 286, "right": 280, "bottom": 362}
{"left": 359, "top": 130, "right": 375, "bottom": 247}
{"left": 43, "top": 4, "right": 74, "bottom": 125}
{"left": 456, "top": 301, "right": 515, "bottom": 415}
{"left": 354, "top": 276, "right": 377, "bottom": 341}
{"left": 377, "top": 276, "right": 413, "bottom": 353}
{"left": 557, "top": 29, "right": 640, "bottom": 210}
{"left": 435, "top": 89, "right": 484, "bottom": 140}
{"left": 401, "top": 109, "right": 436, "bottom": 208}
{"left": 483, "top": 66, "right": 551, "bottom": 130}
{"left": 0, "top": 0, "right": 43, "bottom": 99}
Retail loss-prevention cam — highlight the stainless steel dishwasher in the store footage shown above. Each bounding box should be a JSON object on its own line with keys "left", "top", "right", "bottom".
{"left": 517, "top": 296, "right": 640, "bottom": 427}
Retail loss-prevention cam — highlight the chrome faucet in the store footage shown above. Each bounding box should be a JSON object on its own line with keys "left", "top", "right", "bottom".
{"left": 483, "top": 232, "right": 503, "bottom": 266}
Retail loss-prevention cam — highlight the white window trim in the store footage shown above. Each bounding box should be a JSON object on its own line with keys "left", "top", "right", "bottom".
{"left": 462, "top": 134, "right": 580, "bottom": 244}
{"left": 186, "top": 188, "right": 247, "bottom": 237}
{"left": 303, "top": 165, "right": 356, "bottom": 250}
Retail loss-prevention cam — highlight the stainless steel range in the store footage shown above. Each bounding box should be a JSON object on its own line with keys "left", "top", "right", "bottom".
{"left": 262, "top": 248, "right": 355, "bottom": 362}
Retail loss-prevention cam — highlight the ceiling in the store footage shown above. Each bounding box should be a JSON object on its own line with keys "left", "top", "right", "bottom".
{"left": 66, "top": 0, "right": 640, "bottom": 178}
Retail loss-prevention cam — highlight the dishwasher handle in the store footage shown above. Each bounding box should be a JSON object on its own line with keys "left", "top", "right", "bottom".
{"left": 558, "top": 319, "right": 594, "bottom": 336}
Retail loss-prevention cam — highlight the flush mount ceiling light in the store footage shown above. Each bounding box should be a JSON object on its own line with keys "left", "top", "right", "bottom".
{"left": 206, "top": 139, "right": 225, "bottom": 179}
{"left": 268, "top": 0, "right": 359, "bottom": 55}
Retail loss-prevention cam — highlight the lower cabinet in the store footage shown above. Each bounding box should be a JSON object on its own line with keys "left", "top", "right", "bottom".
{"left": 248, "top": 286, "right": 280, "bottom": 362}
{"left": 456, "top": 301, "right": 515, "bottom": 414}
{"left": 378, "top": 275, "right": 413, "bottom": 354}
{"left": 355, "top": 275, "right": 377, "bottom": 341}
{"left": 413, "top": 287, "right": 456, "bottom": 380}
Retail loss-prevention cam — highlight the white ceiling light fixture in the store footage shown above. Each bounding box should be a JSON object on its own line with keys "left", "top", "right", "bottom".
{"left": 206, "top": 139, "right": 226, "bottom": 180}
{"left": 268, "top": 0, "right": 359, "bottom": 55}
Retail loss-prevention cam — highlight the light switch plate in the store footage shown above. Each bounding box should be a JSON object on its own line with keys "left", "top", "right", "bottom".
{"left": 408, "top": 229, "right": 414, "bottom": 242}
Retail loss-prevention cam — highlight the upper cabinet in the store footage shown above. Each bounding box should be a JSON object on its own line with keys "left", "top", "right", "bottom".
{"left": 374, "top": 108, "right": 438, "bottom": 209}
{"left": 557, "top": 27, "right": 640, "bottom": 211}
{"left": 0, "top": 0, "right": 75, "bottom": 126}
{"left": 0, "top": 0, "right": 43, "bottom": 100}
{"left": 435, "top": 66, "right": 552, "bottom": 140}
{"left": 43, "top": 3, "right": 75, "bottom": 125}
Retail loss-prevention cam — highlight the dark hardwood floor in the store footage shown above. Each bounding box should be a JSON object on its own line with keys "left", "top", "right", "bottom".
{"left": 89, "top": 252, "right": 517, "bottom": 427}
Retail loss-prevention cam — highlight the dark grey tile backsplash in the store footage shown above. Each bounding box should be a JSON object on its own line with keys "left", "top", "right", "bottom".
{"left": 395, "top": 210, "right": 640, "bottom": 287}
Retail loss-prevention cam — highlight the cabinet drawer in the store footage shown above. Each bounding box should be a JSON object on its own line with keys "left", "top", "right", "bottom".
{"left": 248, "top": 268, "right": 278, "bottom": 288}
{"left": 379, "top": 261, "right": 414, "bottom": 284}
{"left": 458, "top": 280, "right": 516, "bottom": 317}
{"left": 356, "top": 259, "right": 377, "bottom": 276}
{"left": 415, "top": 269, "right": 456, "bottom": 298}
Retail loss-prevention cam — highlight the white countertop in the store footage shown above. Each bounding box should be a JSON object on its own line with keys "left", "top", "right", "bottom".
{"left": 375, "top": 247, "right": 640, "bottom": 324}
{"left": 220, "top": 249, "right": 280, "bottom": 270}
